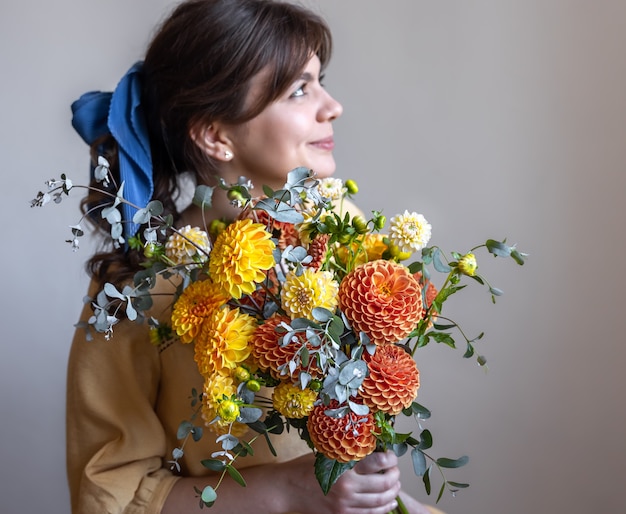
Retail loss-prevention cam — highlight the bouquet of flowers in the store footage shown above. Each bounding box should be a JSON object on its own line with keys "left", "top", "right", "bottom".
{"left": 32, "top": 163, "right": 525, "bottom": 511}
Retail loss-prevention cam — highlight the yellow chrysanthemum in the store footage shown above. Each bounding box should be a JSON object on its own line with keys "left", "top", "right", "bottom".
{"left": 165, "top": 225, "right": 211, "bottom": 265}
{"left": 171, "top": 280, "right": 229, "bottom": 343}
{"left": 272, "top": 382, "right": 317, "bottom": 419}
{"left": 194, "top": 306, "right": 256, "bottom": 377}
{"left": 280, "top": 268, "right": 339, "bottom": 320}
{"left": 458, "top": 253, "right": 478, "bottom": 276}
{"left": 202, "top": 373, "right": 248, "bottom": 436}
{"left": 388, "top": 211, "right": 432, "bottom": 254}
{"left": 317, "top": 177, "right": 346, "bottom": 201}
{"left": 209, "top": 219, "right": 275, "bottom": 299}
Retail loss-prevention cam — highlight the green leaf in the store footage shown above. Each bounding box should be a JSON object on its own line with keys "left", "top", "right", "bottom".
{"left": 430, "top": 332, "right": 456, "bottom": 348}
{"left": 422, "top": 466, "right": 432, "bottom": 495}
{"left": 177, "top": 420, "right": 193, "bottom": 439}
{"left": 418, "top": 429, "right": 433, "bottom": 450}
{"left": 226, "top": 464, "right": 247, "bottom": 487}
{"left": 200, "top": 459, "right": 226, "bottom": 471}
{"left": 436, "top": 455, "right": 469, "bottom": 469}
{"left": 447, "top": 481, "right": 470, "bottom": 489}
{"left": 511, "top": 248, "right": 527, "bottom": 265}
{"left": 314, "top": 454, "right": 355, "bottom": 494}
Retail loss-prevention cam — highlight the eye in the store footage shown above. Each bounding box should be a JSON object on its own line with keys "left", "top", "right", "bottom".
{"left": 291, "top": 84, "right": 306, "bottom": 98}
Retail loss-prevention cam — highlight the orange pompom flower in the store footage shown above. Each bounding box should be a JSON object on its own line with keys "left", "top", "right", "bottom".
{"left": 307, "top": 400, "right": 377, "bottom": 463}
{"left": 250, "top": 315, "right": 322, "bottom": 381}
{"left": 171, "top": 279, "right": 229, "bottom": 343}
{"left": 338, "top": 260, "right": 424, "bottom": 345}
{"left": 208, "top": 219, "right": 276, "bottom": 299}
{"left": 360, "top": 344, "right": 420, "bottom": 415}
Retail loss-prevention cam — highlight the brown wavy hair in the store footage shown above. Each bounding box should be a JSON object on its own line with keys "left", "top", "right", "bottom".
{"left": 82, "top": 0, "right": 332, "bottom": 289}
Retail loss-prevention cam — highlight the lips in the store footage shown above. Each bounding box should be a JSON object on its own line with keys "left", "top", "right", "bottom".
{"left": 310, "top": 136, "right": 335, "bottom": 151}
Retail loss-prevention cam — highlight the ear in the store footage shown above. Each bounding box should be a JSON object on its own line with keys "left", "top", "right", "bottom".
{"left": 189, "top": 123, "right": 234, "bottom": 162}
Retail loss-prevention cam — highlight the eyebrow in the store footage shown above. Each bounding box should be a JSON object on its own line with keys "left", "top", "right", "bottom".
{"left": 299, "top": 72, "right": 315, "bottom": 82}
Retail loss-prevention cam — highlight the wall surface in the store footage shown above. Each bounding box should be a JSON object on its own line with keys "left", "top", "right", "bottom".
{"left": 1, "top": 1, "right": 625, "bottom": 513}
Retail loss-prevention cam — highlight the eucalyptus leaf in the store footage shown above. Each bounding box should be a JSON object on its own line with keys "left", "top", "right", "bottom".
{"left": 436, "top": 455, "right": 469, "bottom": 469}
{"left": 192, "top": 184, "right": 214, "bottom": 208}
{"left": 411, "top": 448, "right": 428, "bottom": 476}
{"left": 103, "top": 283, "right": 125, "bottom": 300}
{"left": 238, "top": 407, "right": 262, "bottom": 424}
{"left": 433, "top": 248, "right": 451, "bottom": 273}
{"left": 201, "top": 486, "right": 217, "bottom": 505}
{"left": 177, "top": 420, "right": 193, "bottom": 439}
{"left": 226, "top": 464, "right": 247, "bottom": 487}
{"left": 201, "top": 458, "right": 226, "bottom": 471}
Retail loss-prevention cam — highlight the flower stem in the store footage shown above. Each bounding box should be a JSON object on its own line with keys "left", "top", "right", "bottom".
{"left": 389, "top": 494, "right": 409, "bottom": 514}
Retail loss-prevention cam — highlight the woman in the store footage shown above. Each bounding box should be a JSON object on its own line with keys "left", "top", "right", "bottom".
{"left": 67, "top": 1, "right": 444, "bottom": 513}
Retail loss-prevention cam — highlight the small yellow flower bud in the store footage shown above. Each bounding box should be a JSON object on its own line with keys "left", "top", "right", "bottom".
{"left": 234, "top": 366, "right": 251, "bottom": 382}
{"left": 388, "top": 243, "right": 412, "bottom": 261}
{"left": 246, "top": 379, "right": 261, "bottom": 392}
{"left": 374, "top": 215, "right": 386, "bottom": 231}
{"left": 345, "top": 179, "right": 359, "bottom": 195}
{"left": 227, "top": 190, "right": 245, "bottom": 204}
{"left": 309, "top": 379, "right": 322, "bottom": 392}
{"left": 217, "top": 399, "right": 240, "bottom": 424}
{"left": 337, "top": 233, "right": 352, "bottom": 245}
{"left": 209, "top": 219, "right": 227, "bottom": 238}
{"left": 352, "top": 215, "right": 369, "bottom": 235}
{"left": 143, "top": 242, "right": 159, "bottom": 259}
{"left": 458, "top": 253, "right": 478, "bottom": 276}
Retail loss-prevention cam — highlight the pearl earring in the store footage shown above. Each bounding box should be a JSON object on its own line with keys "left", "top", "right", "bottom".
{"left": 224, "top": 150, "right": 233, "bottom": 160}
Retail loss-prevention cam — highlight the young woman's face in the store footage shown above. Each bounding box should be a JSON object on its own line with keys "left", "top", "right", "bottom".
{"left": 226, "top": 55, "right": 343, "bottom": 189}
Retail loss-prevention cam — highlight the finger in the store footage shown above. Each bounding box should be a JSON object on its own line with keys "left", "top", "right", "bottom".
{"left": 354, "top": 451, "right": 399, "bottom": 474}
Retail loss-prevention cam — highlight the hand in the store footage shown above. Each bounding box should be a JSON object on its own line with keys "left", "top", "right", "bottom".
{"left": 287, "top": 451, "right": 402, "bottom": 514}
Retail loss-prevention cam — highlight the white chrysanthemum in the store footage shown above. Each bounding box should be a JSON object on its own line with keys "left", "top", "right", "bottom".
{"left": 388, "top": 211, "right": 432, "bottom": 253}
{"left": 317, "top": 178, "right": 346, "bottom": 201}
{"left": 165, "top": 225, "right": 211, "bottom": 265}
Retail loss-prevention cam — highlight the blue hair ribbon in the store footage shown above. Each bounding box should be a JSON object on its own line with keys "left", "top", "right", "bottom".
{"left": 71, "top": 61, "right": 153, "bottom": 241}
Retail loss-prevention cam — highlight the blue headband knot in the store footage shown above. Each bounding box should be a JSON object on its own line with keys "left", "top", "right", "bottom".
{"left": 71, "top": 61, "right": 153, "bottom": 240}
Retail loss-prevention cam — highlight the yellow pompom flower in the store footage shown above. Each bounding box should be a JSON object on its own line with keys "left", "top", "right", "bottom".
{"left": 272, "top": 382, "right": 317, "bottom": 419}
{"left": 171, "top": 280, "right": 229, "bottom": 343}
{"left": 458, "top": 253, "right": 478, "bottom": 276}
{"left": 209, "top": 219, "right": 276, "bottom": 299}
{"left": 202, "top": 373, "right": 248, "bottom": 436}
{"left": 388, "top": 211, "right": 432, "bottom": 254}
{"left": 165, "top": 225, "right": 211, "bottom": 265}
{"left": 280, "top": 268, "right": 339, "bottom": 320}
{"left": 194, "top": 306, "right": 256, "bottom": 377}
{"left": 216, "top": 398, "right": 241, "bottom": 424}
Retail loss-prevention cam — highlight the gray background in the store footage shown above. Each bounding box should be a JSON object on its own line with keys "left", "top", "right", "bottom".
{"left": 2, "top": 0, "right": 625, "bottom": 513}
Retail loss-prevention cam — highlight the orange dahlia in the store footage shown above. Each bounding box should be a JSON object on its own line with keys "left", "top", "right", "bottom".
{"left": 208, "top": 219, "right": 276, "bottom": 299}
{"left": 338, "top": 260, "right": 424, "bottom": 345}
{"left": 307, "top": 233, "right": 330, "bottom": 271}
{"left": 194, "top": 306, "right": 256, "bottom": 377}
{"left": 307, "top": 400, "right": 377, "bottom": 463}
{"left": 250, "top": 315, "right": 322, "bottom": 381}
{"left": 360, "top": 344, "right": 420, "bottom": 415}
{"left": 171, "top": 279, "right": 229, "bottom": 343}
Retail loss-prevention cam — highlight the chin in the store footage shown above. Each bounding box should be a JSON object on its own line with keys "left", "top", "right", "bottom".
{"left": 309, "top": 160, "right": 337, "bottom": 179}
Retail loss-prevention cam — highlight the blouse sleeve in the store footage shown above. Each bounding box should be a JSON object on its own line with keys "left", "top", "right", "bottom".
{"left": 66, "top": 283, "right": 178, "bottom": 514}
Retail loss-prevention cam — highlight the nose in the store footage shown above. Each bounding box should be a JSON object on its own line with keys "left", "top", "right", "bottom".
{"left": 318, "top": 90, "right": 343, "bottom": 122}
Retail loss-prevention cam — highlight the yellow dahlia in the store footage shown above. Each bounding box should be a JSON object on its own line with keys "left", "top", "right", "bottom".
{"left": 360, "top": 344, "right": 420, "bottom": 415}
{"left": 388, "top": 211, "right": 432, "bottom": 254}
{"left": 165, "top": 225, "right": 211, "bottom": 265}
{"left": 194, "top": 306, "right": 256, "bottom": 377}
{"left": 171, "top": 280, "right": 229, "bottom": 343}
{"left": 250, "top": 315, "right": 323, "bottom": 381}
{"left": 272, "top": 382, "right": 317, "bottom": 419}
{"left": 280, "top": 268, "right": 339, "bottom": 320}
{"left": 338, "top": 260, "right": 424, "bottom": 345}
{"left": 297, "top": 203, "right": 330, "bottom": 246}
{"left": 307, "top": 400, "right": 377, "bottom": 463}
{"left": 202, "top": 373, "right": 248, "bottom": 436}
{"left": 209, "top": 219, "right": 275, "bottom": 299}
{"left": 335, "top": 233, "right": 388, "bottom": 269}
